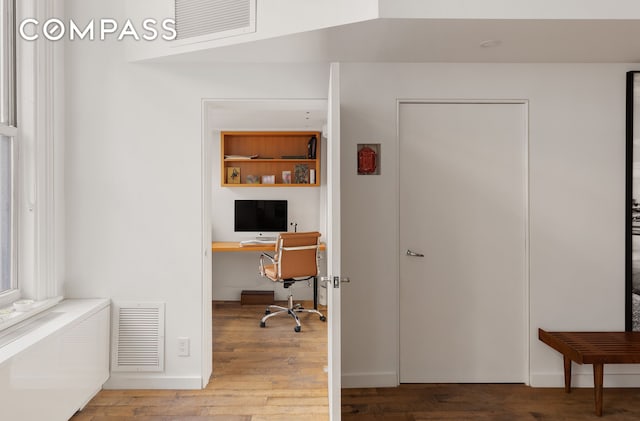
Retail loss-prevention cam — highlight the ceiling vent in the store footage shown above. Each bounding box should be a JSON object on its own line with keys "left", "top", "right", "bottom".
{"left": 175, "top": 0, "right": 256, "bottom": 42}
{"left": 111, "top": 302, "right": 165, "bottom": 372}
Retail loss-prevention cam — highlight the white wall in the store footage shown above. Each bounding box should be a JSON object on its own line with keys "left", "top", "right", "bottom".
{"left": 339, "top": 63, "right": 634, "bottom": 388}
{"left": 64, "top": 0, "right": 329, "bottom": 388}
{"left": 379, "top": 0, "right": 640, "bottom": 19}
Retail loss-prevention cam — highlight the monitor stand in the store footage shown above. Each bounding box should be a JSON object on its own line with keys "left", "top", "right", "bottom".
{"left": 256, "top": 236, "right": 276, "bottom": 241}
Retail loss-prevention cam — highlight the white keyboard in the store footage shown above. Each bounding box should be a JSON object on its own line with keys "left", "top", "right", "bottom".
{"left": 239, "top": 239, "right": 276, "bottom": 246}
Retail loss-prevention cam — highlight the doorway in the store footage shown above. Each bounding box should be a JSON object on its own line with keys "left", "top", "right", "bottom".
{"left": 202, "top": 97, "right": 340, "bottom": 418}
{"left": 398, "top": 100, "right": 529, "bottom": 383}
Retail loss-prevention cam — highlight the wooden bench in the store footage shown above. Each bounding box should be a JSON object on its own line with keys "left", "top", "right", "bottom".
{"left": 538, "top": 328, "right": 640, "bottom": 416}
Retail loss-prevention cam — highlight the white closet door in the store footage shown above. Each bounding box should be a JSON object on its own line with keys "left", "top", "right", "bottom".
{"left": 399, "top": 101, "right": 528, "bottom": 383}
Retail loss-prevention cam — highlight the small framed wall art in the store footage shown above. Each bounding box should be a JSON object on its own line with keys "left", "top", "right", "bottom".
{"left": 294, "top": 164, "right": 309, "bottom": 184}
{"left": 227, "top": 167, "right": 241, "bottom": 184}
{"left": 357, "top": 143, "right": 381, "bottom": 175}
{"left": 246, "top": 175, "right": 260, "bottom": 184}
{"left": 262, "top": 175, "right": 275, "bottom": 184}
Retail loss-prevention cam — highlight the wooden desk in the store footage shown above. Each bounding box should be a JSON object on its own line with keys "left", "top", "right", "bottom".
{"left": 539, "top": 328, "right": 640, "bottom": 416}
{"left": 211, "top": 241, "right": 326, "bottom": 309}
{"left": 211, "top": 241, "right": 326, "bottom": 253}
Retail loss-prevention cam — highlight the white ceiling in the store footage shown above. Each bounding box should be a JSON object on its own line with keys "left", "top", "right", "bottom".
{"left": 197, "top": 18, "right": 640, "bottom": 131}
{"left": 161, "top": 18, "right": 640, "bottom": 63}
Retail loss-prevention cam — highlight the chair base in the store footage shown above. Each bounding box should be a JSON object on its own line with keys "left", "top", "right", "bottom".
{"left": 260, "top": 295, "right": 326, "bottom": 332}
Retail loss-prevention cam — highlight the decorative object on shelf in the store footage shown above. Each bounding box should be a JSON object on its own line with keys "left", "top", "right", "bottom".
{"left": 224, "top": 154, "right": 259, "bottom": 160}
{"left": 310, "top": 169, "right": 316, "bottom": 184}
{"left": 294, "top": 164, "right": 309, "bottom": 184}
{"left": 357, "top": 143, "right": 381, "bottom": 175}
{"left": 307, "top": 135, "right": 317, "bottom": 159}
{"left": 262, "top": 175, "right": 275, "bottom": 184}
{"left": 227, "top": 167, "right": 241, "bottom": 183}
{"left": 246, "top": 175, "right": 260, "bottom": 184}
{"left": 282, "top": 170, "right": 292, "bottom": 184}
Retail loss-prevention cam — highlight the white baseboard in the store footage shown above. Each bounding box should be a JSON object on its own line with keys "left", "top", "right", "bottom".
{"left": 531, "top": 372, "right": 640, "bottom": 388}
{"left": 342, "top": 371, "right": 398, "bottom": 388}
{"left": 104, "top": 374, "right": 203, "bottom": 390}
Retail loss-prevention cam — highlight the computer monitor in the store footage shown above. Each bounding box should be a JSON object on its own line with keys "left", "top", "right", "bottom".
{"left": 234, "top": 200, "right": 288, "bottom": 233}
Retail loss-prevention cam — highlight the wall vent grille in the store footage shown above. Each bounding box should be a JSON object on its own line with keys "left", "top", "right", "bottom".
{"left": 111, "top": 302, "right": 165, "bottom": 372}
{"left": 175, "top": 0, "right": 256, "bottom": 41}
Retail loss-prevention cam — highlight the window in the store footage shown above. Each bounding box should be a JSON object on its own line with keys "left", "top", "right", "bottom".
{"left": 0, "top": 0, "right": 63, "bottom": 326}
{"left": 0, "top": 135, "right": 14, "bottom": 294}
{"left": 0, "top": 0, "right": 16, "bottom": 298}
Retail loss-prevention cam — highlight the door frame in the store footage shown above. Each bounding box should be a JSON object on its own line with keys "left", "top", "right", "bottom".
{"left": 395, "top": 99, "right": 531, "bottom": 385}
{"left": 201, "top": 99, "right": 213, "bottom": 387}
{"left": 326, "top": 62, "right": 342, "bottom": 420}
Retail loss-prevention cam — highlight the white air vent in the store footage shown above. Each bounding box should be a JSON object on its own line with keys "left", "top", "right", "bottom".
{"left": 175, "top": 0, "right": 256, "bottom": 42}
{"left": 111, "top": 302, "right": 165, "bottom": 372}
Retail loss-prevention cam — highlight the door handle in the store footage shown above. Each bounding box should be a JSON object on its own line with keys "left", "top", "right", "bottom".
{"left": 406, "top": 249, "right": 425, "bottom": 257}
{"left": 321, "top": 276, "right": 351, "bottom": 288}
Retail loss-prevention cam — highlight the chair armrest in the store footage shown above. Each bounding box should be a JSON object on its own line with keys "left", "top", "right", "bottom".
{"left": 259, "top": 253, "right": 274, "bottom": 277}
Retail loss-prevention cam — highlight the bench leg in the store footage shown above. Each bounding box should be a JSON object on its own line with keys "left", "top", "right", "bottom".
{"left": 593, "top": 363, "right": 604, "bottom": 417}
{"left": 563, "top": 356, "right": 572, "bottom": 393}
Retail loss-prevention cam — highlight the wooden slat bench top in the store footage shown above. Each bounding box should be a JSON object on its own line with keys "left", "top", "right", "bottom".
{"left": 539, "top": 329, "right": 640, "bottom": 364}
{"left": 538, "top": 328, "right": 640, "bottom": 417}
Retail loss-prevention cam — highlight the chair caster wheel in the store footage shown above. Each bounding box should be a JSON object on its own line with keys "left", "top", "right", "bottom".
{"left": 320, "top": 316, "right": 326, "bottom": 322}
{"left": 260, "top": 321, "right": 266, "bottom": 328}
{"left": 265, "top": 309, "right": 271, "bottom": 315}
{"left": 294, "top": 326, "right": 301, "bottom": 332}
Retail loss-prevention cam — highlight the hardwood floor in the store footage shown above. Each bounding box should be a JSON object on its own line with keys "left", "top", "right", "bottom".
{"left": 72, "top": 302, "right": 640, "bottom": 420}
{"left": 342, "top": 383, "right": 640, "bottom": 420}
{"left": 72, "top": 301, "right": 329, "bottom": 421}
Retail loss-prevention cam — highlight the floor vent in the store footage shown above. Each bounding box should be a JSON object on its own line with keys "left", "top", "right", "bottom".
{"left": 112, "top": 302, "right": 165, "bottom": 372}
{"left": 175, "top": 0, "right": 256, "bottom": 41}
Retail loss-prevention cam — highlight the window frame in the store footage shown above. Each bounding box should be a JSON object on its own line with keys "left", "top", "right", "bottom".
{"left": 0, "top": 0, "right": 18, "bottom": 307}
{"left": 0, "top": 0, "right": 65, "bottom": 325}
{"left": 0, "top": 130, "right": 18, "bottom": 307}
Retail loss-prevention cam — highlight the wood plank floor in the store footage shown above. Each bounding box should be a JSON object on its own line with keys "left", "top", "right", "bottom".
{"left": 72, "top": 302, "right": 640, "bottom": 420}
{"left": 72, "top": 301, "right": 329, "bottom": 421}
{"left": 343, "top": 383, "right": 640, "bottom": 420}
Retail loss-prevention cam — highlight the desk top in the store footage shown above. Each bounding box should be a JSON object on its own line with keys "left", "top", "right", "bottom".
{"left": 212, "top": 241, "right": 326, "bottom": 253}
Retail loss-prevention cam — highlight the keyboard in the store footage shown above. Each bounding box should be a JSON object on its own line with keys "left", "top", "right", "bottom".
{"left": 239, "top": 239, "right": 277, "bottom": 246}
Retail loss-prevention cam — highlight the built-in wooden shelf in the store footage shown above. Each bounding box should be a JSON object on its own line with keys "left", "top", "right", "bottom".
{"left": 221, "top": 131, "right": 320, "bottom": 187}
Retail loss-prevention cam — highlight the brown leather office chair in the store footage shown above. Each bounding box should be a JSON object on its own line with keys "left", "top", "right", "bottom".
{"left": 259, "top": 231, "right": 326, "bottom": 332}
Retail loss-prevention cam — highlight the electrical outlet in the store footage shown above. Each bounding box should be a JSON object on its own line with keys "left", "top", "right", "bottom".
{"left": 178, "top": 337, "right": 190, "bottom": 357}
